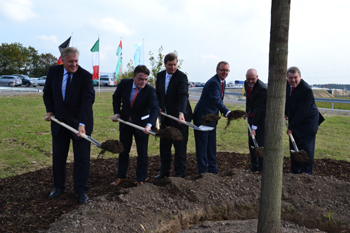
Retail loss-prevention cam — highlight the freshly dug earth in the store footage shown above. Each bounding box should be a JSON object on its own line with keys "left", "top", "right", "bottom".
{"left": 252, "top": 147, "right": 264, "bottom": 158}
{"left": 1, "top": 153, "right": 350, "bottom": 233}
{"left": 225, "top": 110, "right": 247, "bottom": 129}
{"left": 201, "top": 113, "right": 221, "bottom": 125}
{"left": 155, "top": 127, "right": 183, "bottom": 140}
{"left": 100, "top": 139, "right": 124, "bottom": 154}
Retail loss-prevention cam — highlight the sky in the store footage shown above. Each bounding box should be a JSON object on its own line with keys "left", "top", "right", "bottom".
{"left": 1, "top": 0, "right": 350, "bottom": 85}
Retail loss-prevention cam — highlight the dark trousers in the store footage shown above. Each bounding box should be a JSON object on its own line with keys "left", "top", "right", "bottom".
{"left": 159, "top": 124, "right": 188, "bottom": 176}
{"left": 248, "top": 118, "right": 264, "bottom": 170}
{"left": 117, "top": 125, "right": 149, "bottom": 182}
{"left": 290, "top": 133, "right": 316, "bottom": 175}
{"left": 52, "top": 127, "right": 91, "bottom": 195}
{"left": 194, "top": 126, "right": 218, "bottom": 174}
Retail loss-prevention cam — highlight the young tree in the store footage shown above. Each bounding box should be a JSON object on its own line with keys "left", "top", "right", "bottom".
{"left": 257, "top": 0, "right": 291, "bottom": 232}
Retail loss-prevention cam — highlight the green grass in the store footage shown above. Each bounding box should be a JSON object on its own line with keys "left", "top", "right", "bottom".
{"left": 0, "top": 92, "right": 350, "bottom": 178}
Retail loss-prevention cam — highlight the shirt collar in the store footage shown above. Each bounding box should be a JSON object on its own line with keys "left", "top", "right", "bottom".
{"left": 166, "top": 72, "right": 173, "bottom": 78}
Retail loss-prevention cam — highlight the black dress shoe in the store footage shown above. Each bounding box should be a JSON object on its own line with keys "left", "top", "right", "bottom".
{"left": 154, "top": 172, "right": 169, "bottom": 180}
{"left": 78, "top": 193, "right": 89, "bottom": 204}
{"left": 49, "top": 188, "right": 65, "bottom": 199}
{"left": 175, "top": 174, "right": 184, "bottom": 178}
{"left": 248, "top": 167, "right": 258, "bottom": 172}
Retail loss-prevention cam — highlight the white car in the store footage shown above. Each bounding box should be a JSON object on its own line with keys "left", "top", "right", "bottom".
{"left": 37, "top": 76, "right": 47, "bottom": 86}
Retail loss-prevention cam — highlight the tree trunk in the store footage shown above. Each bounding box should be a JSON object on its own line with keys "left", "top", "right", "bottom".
{"left": 257, "top": 0, "right": 291, "bottom": 232}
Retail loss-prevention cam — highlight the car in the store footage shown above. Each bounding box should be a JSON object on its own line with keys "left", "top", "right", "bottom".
{"left": 37, "top": 76, "right": 47, "bottom": 86}
{"left": 12, "top": 74, "right": 38, "bottom": 87}
{"left": 0, "top": 75, "right": 22, "bottom": 86}
{"left": 99, "top": 75, "right": 117, "bottom": 87}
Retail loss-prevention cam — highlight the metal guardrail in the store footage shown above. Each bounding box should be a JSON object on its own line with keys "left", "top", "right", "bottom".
{"left": 190, "top": 88, "right": 350, "bottom": 109}
{"left": 0, "top": 87, "right": 42, "bottom": 93}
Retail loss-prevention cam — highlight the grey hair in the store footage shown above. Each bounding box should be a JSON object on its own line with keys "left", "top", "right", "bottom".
{"left": 61, "top": 47, "right": 79, "bottom": 61}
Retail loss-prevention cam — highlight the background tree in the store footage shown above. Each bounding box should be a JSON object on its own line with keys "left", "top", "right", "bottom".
{"left": 0, "top": 43, "right": 57, "bottom": 77}
{"left": 257, "top": 0, "right": 291, "bottom": 232}
{"left": 120, "top": 59, "right": 135, "bottom": 80}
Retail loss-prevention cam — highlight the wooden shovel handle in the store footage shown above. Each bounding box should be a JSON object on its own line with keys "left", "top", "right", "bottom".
{"left": 245, "top": 118, "right": 259, "bottom": 148}
{"left": 116, "top": 118, "right": 156, "bottom": 136}
{"left": 284, "top": 119, "right": 299, "bottom": 152}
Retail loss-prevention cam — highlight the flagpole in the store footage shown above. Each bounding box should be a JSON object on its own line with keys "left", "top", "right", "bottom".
{"left": 143, "top": 38, "right": 144, "bottom": 65}
{"left": 98, "top": 35, "right": 100, "bottom": 96}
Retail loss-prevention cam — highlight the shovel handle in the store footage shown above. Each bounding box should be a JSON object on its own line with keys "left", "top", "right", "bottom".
{"left": 50, "top": 116, "right": 100, "bottom": 146}
{"left": 284, "top": 119, "right": 299, "bottom": 152}
{"left": 161, "top": 112, "right": 187, "bottom": 125}
{"left": 245, "top": 118, "right": 259, "bottom": 148}
{"left": 116, "top": 118, "right": 156, "bottom": 136}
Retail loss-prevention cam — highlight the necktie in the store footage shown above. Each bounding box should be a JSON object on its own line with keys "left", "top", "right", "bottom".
{"left": 221, "top": 81, "right": 225, "bottom": 96}
{"left": 130, "top": 88, "right": 139, "bottom": 107}
{"left": 291, "top": 87, "right": 295, "bottom": 95}
{"left": 65, "top": 73, "right": 71, "bottom": 101}
{"left": 165, "top": 74, "right": 171, "bottom": 93}
{"left": 248, "top": 86, "right": 252, "bottom": 100}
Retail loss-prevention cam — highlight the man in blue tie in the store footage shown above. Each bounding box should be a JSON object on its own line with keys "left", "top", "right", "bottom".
{"left": 43, "top": 47, "right": 95, "bottom": 204}
{"left": 111, "top": 65, "right": 159, "bottom": 186}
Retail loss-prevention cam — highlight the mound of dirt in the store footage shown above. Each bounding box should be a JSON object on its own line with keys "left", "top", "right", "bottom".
{"left": 201, "top": 113, "right": 221, "bottom": 125}
{"left": 100, "top": 139, "right": 124, "bottom": 154}
{"left": 1, "top": 153, "right": 350, "bottom": 233}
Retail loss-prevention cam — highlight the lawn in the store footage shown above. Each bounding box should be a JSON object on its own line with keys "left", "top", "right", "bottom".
{"left": 0, "top": 92, "right": 349, "bottom": 178}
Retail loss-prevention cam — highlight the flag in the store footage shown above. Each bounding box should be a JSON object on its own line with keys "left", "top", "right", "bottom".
{"left": 90, "top": 39, "right": 99, "bottom": 80}
{"left": 115, "top": 41, "right": 123, "bottom": 80}
{"left": 133, "top": 42, "right": 144, "bottom": 66}
{"left": 57, "top": 36, "right": 71, "bottom": 65}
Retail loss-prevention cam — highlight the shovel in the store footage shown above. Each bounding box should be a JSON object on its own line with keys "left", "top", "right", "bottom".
{"left": 245, "top": 118, "right": 264, "bottom": 158}
{"left": 116, "top": 118, "right": 183, "bottom": 140}
{"left": 284, "top": 119, "right": 310, "bottom": 162}
{"left": 50, "top": 116, "right": 124, "bottom": 156}
{"left": 51, "top": 116, "right": 102, "bottom": 147}
{"left": 161, "top": 112, "right": 214, "bottom": 131}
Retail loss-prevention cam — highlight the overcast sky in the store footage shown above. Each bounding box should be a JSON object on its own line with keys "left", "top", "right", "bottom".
{"left": 1, "top": 0, "right": 349, "bottom": 84}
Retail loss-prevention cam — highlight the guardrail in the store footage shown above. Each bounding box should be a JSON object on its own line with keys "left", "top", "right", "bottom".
{"left": 0, "top": 87, "right": 42, "bottom": 93}
{"left": 190, "top": 88, "right": 350, "bottom": 109}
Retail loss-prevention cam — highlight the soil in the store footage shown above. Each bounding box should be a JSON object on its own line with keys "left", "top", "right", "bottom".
{"left": 155, "top": 127, "right": 184, "bottom": 140}
{"left": 100, "top": 139, "right": 124, "bottom": 154}
{"left": 201, "top": 113, "right": 221, "bottom": 125}
{"left": 1, "top": 152, "right": 350, "bottom": 233}
{"left": 293, "top": 150, "right": 311, "bottom": 163}
{"left": 252, "top": 147, "right": 264, "bottom": 158}
{"left": 225, "top": 110, "right": 247, "bottom": 129}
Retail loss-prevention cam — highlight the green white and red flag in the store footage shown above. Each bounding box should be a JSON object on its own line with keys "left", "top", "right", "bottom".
{"left": 90, "top": 39, "right": 99, "bottom": 80}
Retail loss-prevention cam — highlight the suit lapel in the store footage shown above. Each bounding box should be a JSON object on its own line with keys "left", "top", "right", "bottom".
{"left": 57, "top": 66, "right": 64, "bottom": 103}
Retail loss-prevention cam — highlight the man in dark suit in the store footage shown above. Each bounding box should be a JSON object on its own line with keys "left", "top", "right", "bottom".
{"left": 244, "top": 68, "right": 267, "bottom": 172}
{"left": 285, "top": 66, "right": 323, "bottom": 175}
{"left": 154, "top": 53, "right": 192, "bottom": 179}
{"left": 43, "top": 47, "right": 95, "bottom": 204}
{"left": 111, "top": 65, "right": 159, "bottom": 186}
{"left": 192, "top": 61, "right": 231, "bottom": 174}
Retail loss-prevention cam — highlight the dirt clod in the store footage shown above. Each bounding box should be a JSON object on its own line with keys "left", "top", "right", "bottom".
{"left": 253, "top": 147, "right": 264, "bottom": 158}
{"left": 225, "top": 110, "right": 247, "bottom": 129}
{"left": 155, "top": 127, "right": 183, "bottom": 140}
{"left": 201, "top": 113, "right": 221, "bottom": 125}
{"left": 293, "top": 150, "right": 310, "bottom": 162}
{"left": 100, "top": 140, "right": 124, "bottom": 154}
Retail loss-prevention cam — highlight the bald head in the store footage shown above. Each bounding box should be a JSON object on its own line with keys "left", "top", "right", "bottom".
{"left": 246, "top": 68, "right": 258, "bottom": 86}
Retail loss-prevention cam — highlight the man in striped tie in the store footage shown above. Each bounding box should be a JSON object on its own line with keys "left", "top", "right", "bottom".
{"left": 244, "top": 68, "right": 267, "bottom": 172}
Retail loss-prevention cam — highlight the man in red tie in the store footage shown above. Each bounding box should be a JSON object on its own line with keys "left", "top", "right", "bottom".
{"left": 192, "top": 61, "right": 231, "bottom": 174}
{"left": 111, "top": 65, "right": 159, "bottom": 186}
{"left": 285, "top": 66, "right": 324, "bottom": 174}
{"left": 244, "top": 68, "right": 267, "bottom": 172}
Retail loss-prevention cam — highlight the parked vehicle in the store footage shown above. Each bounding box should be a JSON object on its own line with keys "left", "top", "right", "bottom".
{"left": 92, "top": 79, "right": 101, "bottom": 86}
{"left": 12, "top": 74, "right": 38, "bottom": 87}
{"left": 37, "top": 76, "right": 47, "bottom": 86}
{"left": 0, "top": 75, "right": 22, "bottom": 86}
{"left": 100, "top": 75, "right": 117, "bottom": 87}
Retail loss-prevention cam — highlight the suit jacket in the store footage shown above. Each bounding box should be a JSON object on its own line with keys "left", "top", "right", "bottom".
{"left": 193, "top": 74, "right": 230, "bottom": 127}
{"left": 285, "top": 79, "right": 321, "bottom": 138}
{"left": 244, "top": 79, "right": 267, "bottom": 127}
{"left": 113, "top": 79, "right": 159, "bottom": 137}
{"left": 43, "top": 65, "right": 95, "bottom": 136}
{"left": 156, "top": 69, "right": 192, "bottom": 127}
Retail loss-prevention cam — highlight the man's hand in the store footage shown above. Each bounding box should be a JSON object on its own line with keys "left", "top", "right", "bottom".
{"left": 287, "top": 129, "right": 292, "bottom": 135}
{"left": 77, "top": 125, "right": 86, "bottom": 137}
{"left": 111, "top": 114, "right": 120, "bottom": 122}
{"left": 143, "top": 125, "right": 151, "bottom": 135}
{"left": 159, "top": 109, "right": 163, "bottom": 116}
{"left": 44, "top": 112, "right": 53, "bottom": 121}
{"left": 178, "top": 112, "right": 185, "bottom": 123}
{"left": 250, "top": 129, "right": 256, "bottom": 137}
{"left": 285, "top": 115, "right": 288, "bottom": 121}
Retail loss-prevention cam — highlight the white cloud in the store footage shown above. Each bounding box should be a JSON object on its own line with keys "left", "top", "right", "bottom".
{"left": 35, "top": 35, "right": 59, "bottom": 45}
{"left": 89, "top": 17, "right": 134, "bottom": 35}
{"left": 0, "top": 0, "right": 37, "bottom": 21}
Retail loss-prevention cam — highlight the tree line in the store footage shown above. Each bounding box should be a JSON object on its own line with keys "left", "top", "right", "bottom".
{"left": 0, "top": 42, "right": 57, "bottom": 77}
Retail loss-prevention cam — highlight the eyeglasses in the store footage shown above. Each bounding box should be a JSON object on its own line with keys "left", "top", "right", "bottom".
{"left": 218, "top": 69, "right": 230, "bottom": 72}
